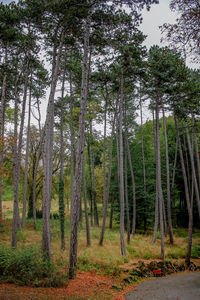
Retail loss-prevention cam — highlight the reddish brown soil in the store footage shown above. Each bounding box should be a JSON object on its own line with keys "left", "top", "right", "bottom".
{"left": 0, "top": 271, "right": 140, "bottom": 300}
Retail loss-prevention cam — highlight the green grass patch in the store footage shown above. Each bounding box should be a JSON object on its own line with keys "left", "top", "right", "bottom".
{"left": 191, "top": 243, "right": 200, "bottom": 259}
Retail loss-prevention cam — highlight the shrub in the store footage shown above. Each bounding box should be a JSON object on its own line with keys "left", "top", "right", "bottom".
{"left": 0, "top": 246, "right": 65, "bottom": 287}
{"left": 191, "top": 243, "right": 200, "bottom": 259}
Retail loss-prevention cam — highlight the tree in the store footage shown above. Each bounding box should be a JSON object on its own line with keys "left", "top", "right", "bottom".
{"left": 161, "top": 0, "right": 200, "bottom": 61}
{"left": 68, "top": 10, "right": 91, "bottom": 279}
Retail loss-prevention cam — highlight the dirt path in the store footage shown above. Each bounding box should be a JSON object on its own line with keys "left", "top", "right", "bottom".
{"left": 125, "top": 271, "right": 200, "bottom": 300}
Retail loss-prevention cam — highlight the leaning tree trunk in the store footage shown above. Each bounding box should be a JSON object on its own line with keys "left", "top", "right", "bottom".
{"left": 119, "top": 71, "right": 126, "bottom": 257}
{"left": 171, "top": 136, "right": 178, "bottom": 190}
{"left": 175, "top": 116, "right": 193, "bottom": 266}
{"left": 12, "top": 61, "right": 29, "bottom": 247}
{"left": 155, "top": 102, "right": 165, "bottom": 261}
{"left": 42, "top": 31, "right": 64, "bottom": 259}
{"left": 22, "top": 82, "right": 32, "bottom": 228}
{"left": 68, "top": 15, "right": 91, "bottom": 279}
{"left": 185, "top": 122, "right": 200, "bottom": 218}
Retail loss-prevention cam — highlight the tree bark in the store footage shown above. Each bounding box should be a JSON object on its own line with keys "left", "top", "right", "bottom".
{"left": 99, "top": 98, "right": 117, "bottom": 245}
{"left": 32, "top": 99, "right": 43, "bottom": 230}
{"left": 174, "top": 116, "right": 193, "bottom": 266}
{"left": 42, "top": 30, "right": 64, "bottom": 258}
{"left": 124, "top": 145, "right": 130, "bottom": 244}
{"left": 59, "top": 64, "right": 66, "bottom": 251}
{"left": 0, "top": 44, "right": 8, "bottom": 220}
{"left": 155, "top": 102, "right": 165, "bottom": 260}
{"left": 119, "top": 71, "right": 126, "bottom": 256}
{"left": 152, "top": 110, "right": 159, "bottom": 244}
{"left": 192, "top": 114, "right": 200, "bottom": 188}
{"left": 22, "top": 81, "right": 32, "bottom": 228}
{"left": 87, "top": 135, "right": 93, "bottom": 227}
{"left": 140, "top": 99, "right": 147, "bottom": 233}
{"left": 69, "top": 72, "right": 75, "bottom": 213}
{"left": 89, "top": 121, "right": 99, "bottom": 227}
{"left": 109, "top": 196, "right": 114, "bottom": 229}
{"left": 171, "top": 136, "right": 178, "bottom": 190}
{"left": 82, "top": 152, "right": 91, "bottom": 247}
{"left": 163, "top": 109, "right": 174, "bottom": 245}
{"left": 68, "top": 15, "right": 91, "bottom": 279}
{"left": 12, "top": 61, "right": 29, "bottom": 247}
{"left": 185, "top": 121, "right": 200, "bottom": 219}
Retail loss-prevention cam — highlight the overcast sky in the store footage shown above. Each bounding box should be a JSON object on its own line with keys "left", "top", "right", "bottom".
{"left": 139, "top": 0, "right": 177, "bottom": 48}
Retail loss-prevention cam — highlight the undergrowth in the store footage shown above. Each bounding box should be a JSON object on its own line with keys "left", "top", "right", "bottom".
{"left": 0, "top": 246, "right": 66, "bottom": 287}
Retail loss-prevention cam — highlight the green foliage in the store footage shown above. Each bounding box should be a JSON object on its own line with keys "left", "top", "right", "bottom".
{"left": 191, "top": 243, "right": 200, "bottom": 259}
{"left": 0, "top": 246, "right": 65, "bottom": 287}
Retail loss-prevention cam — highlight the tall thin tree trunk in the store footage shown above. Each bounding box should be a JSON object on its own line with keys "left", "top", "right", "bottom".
{"left": 0, "top": 44, "right": 8, "bottom": 220}
{"left": 109, "top": 196, "right": 114, "bottom": 229}
{"left": 89, "top": 121, "right": 99, "bottom": 227}
{"left": 119, "top": 71, "right": 126, "bottom": 256}
{"left": 183, "top": 135, "right": 191, "bottom": 195}
{"left": 192, "top": 114, "right": 200, "bottom": 188}
{"left": 99, "top": 99, "right": 118, "bottom": 245}
{"left": 68, "top": 15, "right": 90, "bottom": 279}
{"left": 32, "top": 99, "right": 43, "bottom": 230}
{"left": 126, "top": 136, "right": 136, "bottom": 236}
{"left": 140, "top": 98, "right": 147, "bottom": 233}
{"left": 152, "top": 110, "right": 159, "bottom": 244}
{"left": 172, "top": 136, "right": 178, "bottom": 190}
{"left": 162, "top": 109, "right": 173, "bottom": 243}
{"left": 69, "top": 72, "right": 75, "bottom": 212}
{"left": 185, "top": 122, "right": 200, "bottom": 218}
{"left": 155, "top": 102, "right": 165, "bottom": 260}
{"left": 42, "top": 31, "right": 64, "bottom": 258}
{"left": 124, "top": 147, "right": 130, "bottom": 244}
{"left": 82, "top": 153, "right": 91, "bottom": 247}
{"left": 12, "top": 62, "right": 29, "bottom": 247}
{"left": 59, "top": 64, "right": 66, "bottom": 251}
{"left": 101, "top": 97, "right": 107, "bottom": 239}
{"left": 123, "top": 101, "right": 136, "bottom": 237}
{"left": 87, "top": 134, "right": 93, "bottom": 227}
{"left": 22, "top": 82, "right": 32, "bottom": 228}
{"left": 174, "top": 116, "right": 193, "bottom": 265}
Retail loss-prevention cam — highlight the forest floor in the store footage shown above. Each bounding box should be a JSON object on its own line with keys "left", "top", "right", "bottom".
{"left": 0, "top": 200, "right": 200, "bottom": 299}
{"left": 0, "top": 270, "right": 142, "bottom": 300}
{"left": 0, "top": 269, "right": 200, "bottom": 299}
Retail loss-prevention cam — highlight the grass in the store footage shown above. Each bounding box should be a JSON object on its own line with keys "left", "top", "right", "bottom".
{"left": 0, "top": 199, "right": 200, "bottom": 278}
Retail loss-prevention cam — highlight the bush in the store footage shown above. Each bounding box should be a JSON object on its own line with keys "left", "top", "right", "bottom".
{"left": 191, "top": 243, "right": 200, "bottom": 259}
{"left": 0, "top": 246, "right": 66, "bottom": 287}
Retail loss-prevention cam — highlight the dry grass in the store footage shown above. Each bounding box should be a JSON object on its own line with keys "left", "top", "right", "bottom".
{"left": 1, "top": 199, "right": 200, "bottom": 272}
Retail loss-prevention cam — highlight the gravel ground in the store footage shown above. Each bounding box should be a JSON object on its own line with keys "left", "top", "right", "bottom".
{"left": 125, "top": 272, "right": 200, "bottom": 300}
